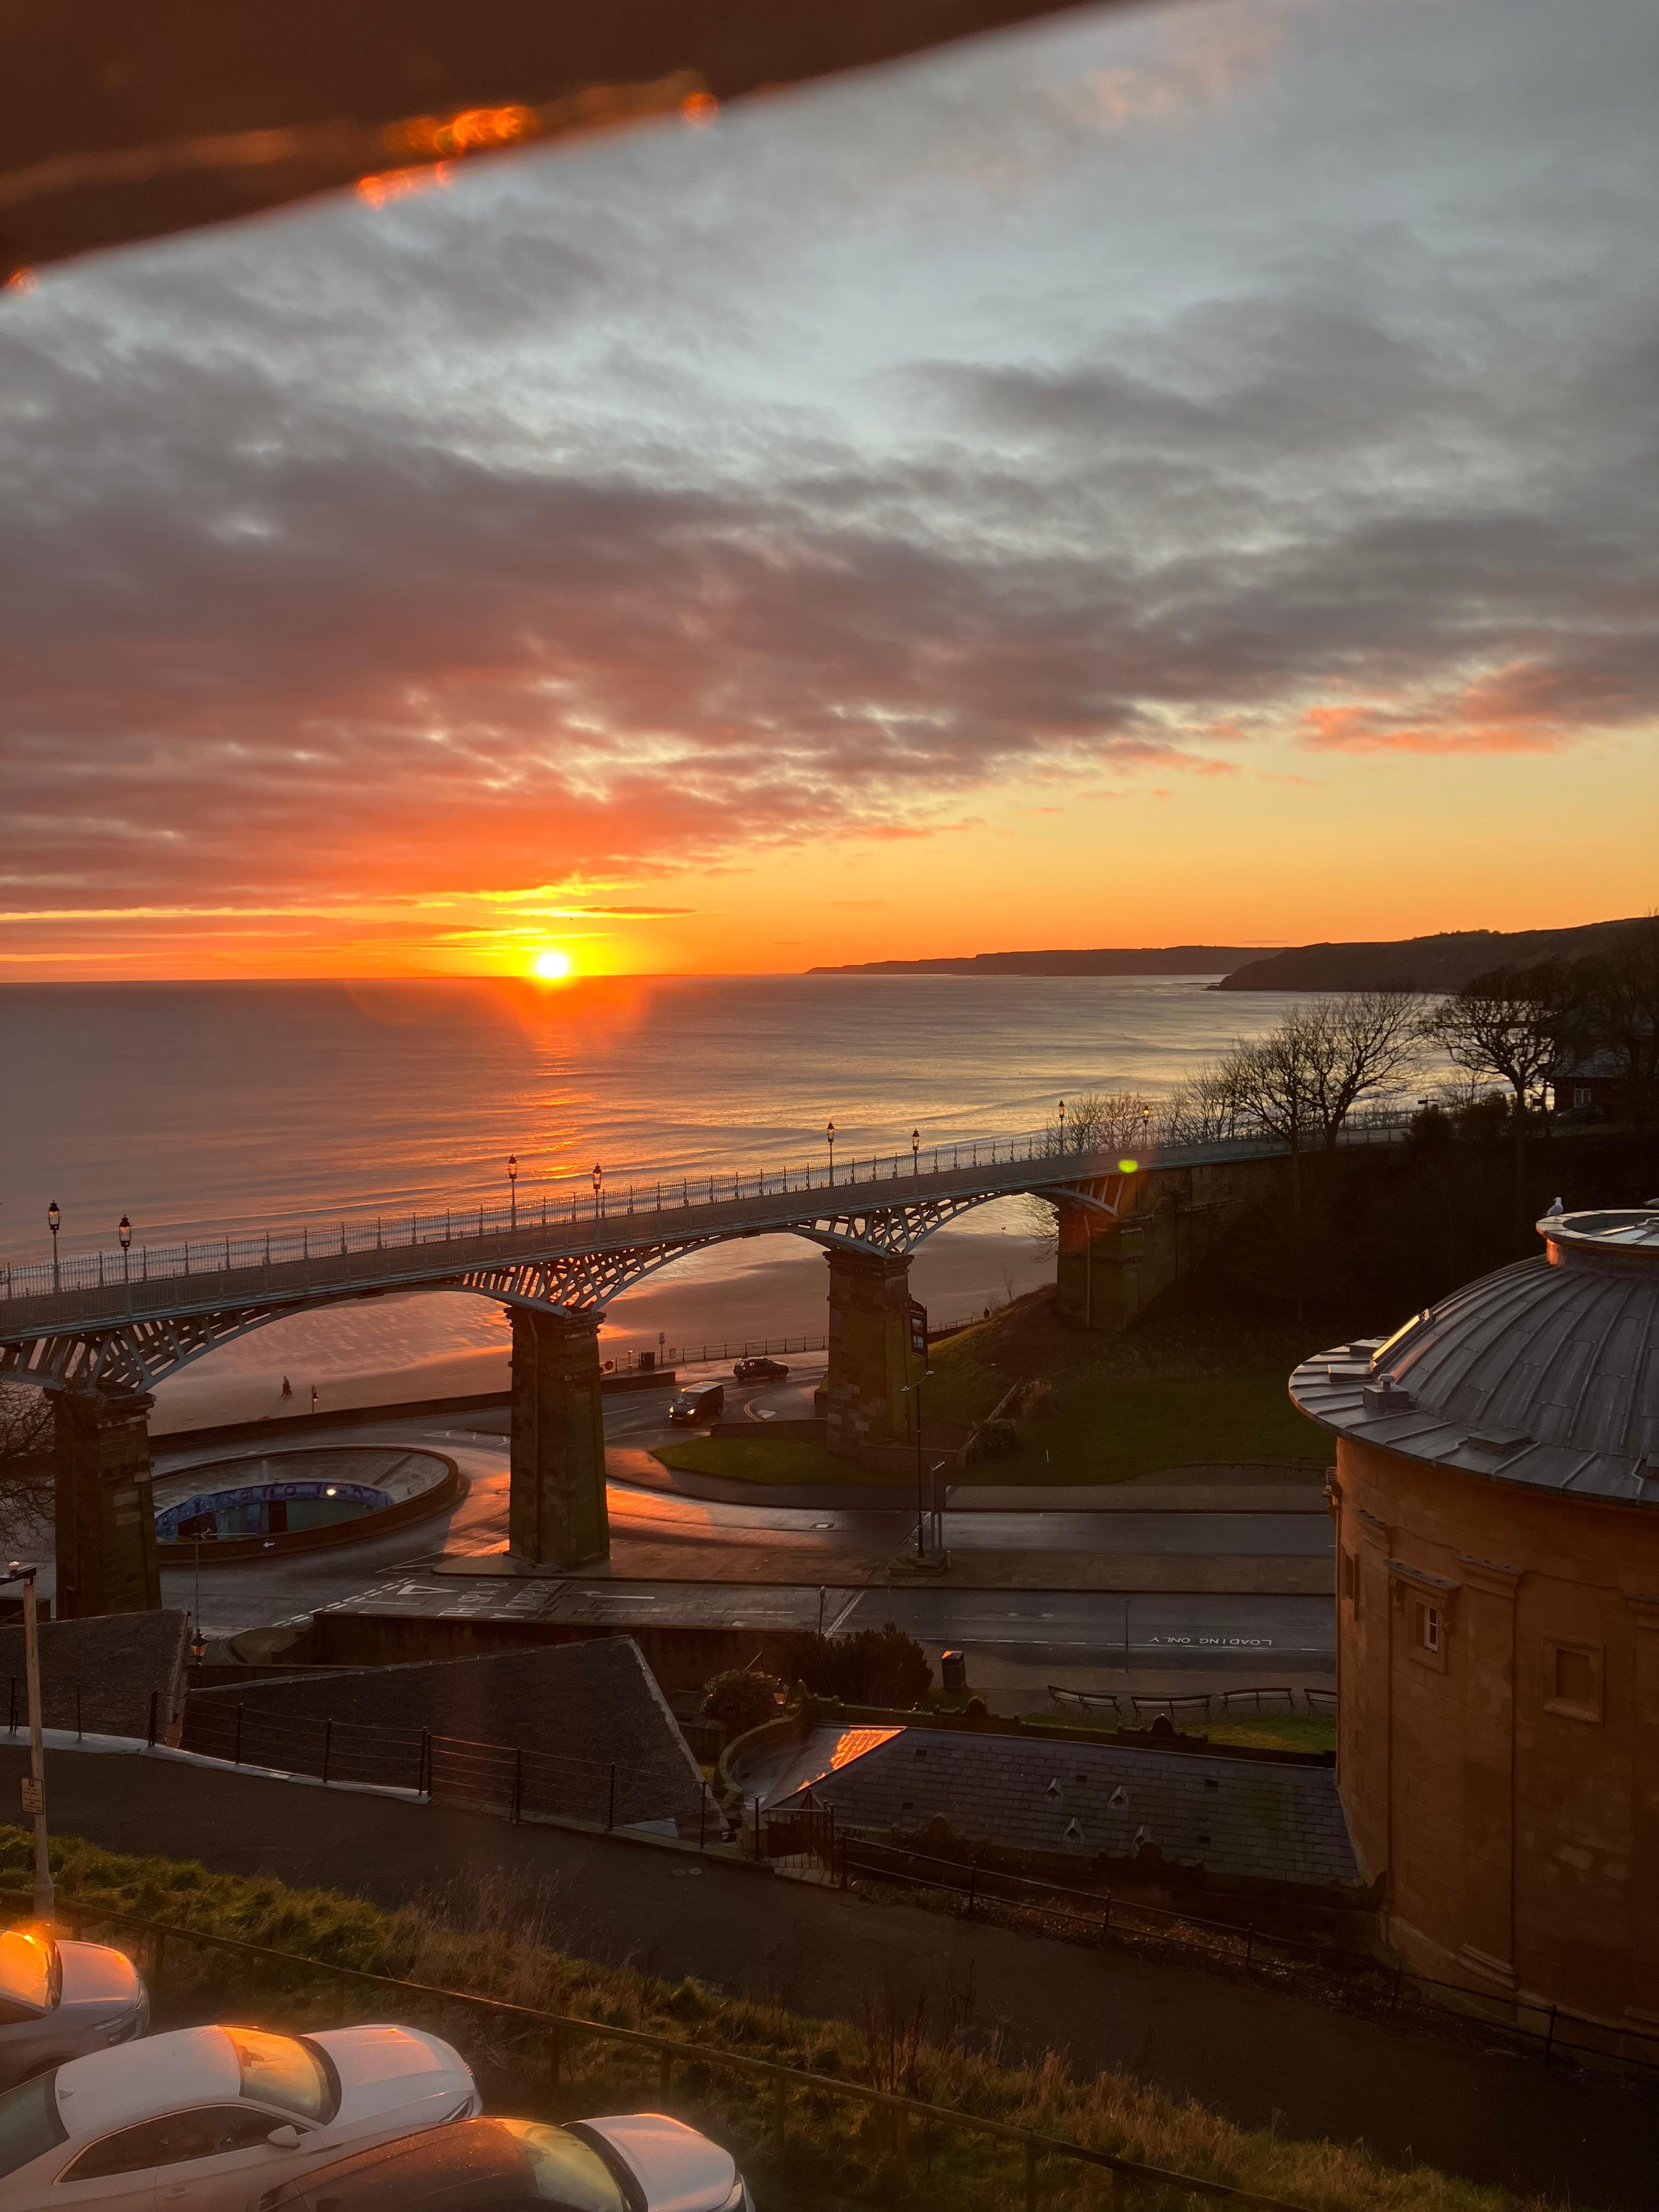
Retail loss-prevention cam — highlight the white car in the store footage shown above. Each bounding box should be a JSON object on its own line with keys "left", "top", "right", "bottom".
{"left": 259, "top": 2111, "right": 755, "bottom": 2210}
{"left": 0, "top": 1928, "right": 149, "bottom": 2089}
{"left": 0, "top": 2022, "right": 479, "bottom": 2209}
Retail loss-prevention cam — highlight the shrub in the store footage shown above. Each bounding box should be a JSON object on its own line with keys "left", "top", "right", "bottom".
{"left": 778, "top": 1626, "right": 933, "bottom": 1708}
{"left": 701, "top": 1670, "right": 783, "bottom": 1739}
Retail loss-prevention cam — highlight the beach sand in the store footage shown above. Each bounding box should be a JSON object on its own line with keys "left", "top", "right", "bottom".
{"left": 150, "top": 1207, "right": 1051, "bottom": 1434}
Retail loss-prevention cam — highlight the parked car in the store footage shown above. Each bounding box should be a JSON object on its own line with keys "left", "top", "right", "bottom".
{"left": 732, "top": 1358, "right": 788, "bottom": 1383}
{"left": 254, "top": 2112, "right": 754, "bottom": 2210}
{"left": 667, "top": 1383, "right": 725, "bottom": 1425}
{"left": 0, "top": 2022, "right": 479, "bottom": 2208}
{"left": 0, "top": 1927, "right": 148, "bottom": 2089}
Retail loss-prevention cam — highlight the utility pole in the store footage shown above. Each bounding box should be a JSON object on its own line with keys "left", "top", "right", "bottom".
{"left": 2, "top": 1565, "right": 53, "bottom": 1923}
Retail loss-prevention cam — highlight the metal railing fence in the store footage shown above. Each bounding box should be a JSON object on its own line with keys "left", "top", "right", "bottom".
{"left": 0, "top": 1111, "right": 1414, "bottom": 1310}
{"left": 176, "top": 1697, "right": 710, "bottom": 1837}
{"left": 0, "top": 1884, "right": 1316, "bottom": 2210}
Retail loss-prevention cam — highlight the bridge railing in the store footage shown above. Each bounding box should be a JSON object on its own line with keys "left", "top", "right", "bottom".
{"left": 0, "top": 1109, "right": 1414, "bottom": 1316}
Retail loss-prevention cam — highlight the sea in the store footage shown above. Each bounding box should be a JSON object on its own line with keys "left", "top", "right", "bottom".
{"left": 0, "top": 975, "right": 1313, "bottom": 1430}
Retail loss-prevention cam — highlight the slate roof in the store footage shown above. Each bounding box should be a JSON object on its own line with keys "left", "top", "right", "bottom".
{"left": 1290, "top": 1207, "right": 1659, "bottom": 1504}
{"left": 775, "top": 1728, "right": 1359, "bottom": 1887}
{"left": 0, "top": 1609, "right": 189, "bottom": 1741}
{"left": 189, "top": 1636, "right": 704, "bottom": 1831}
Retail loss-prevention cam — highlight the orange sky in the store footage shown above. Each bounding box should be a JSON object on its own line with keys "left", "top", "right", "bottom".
{"left": 2, "top": 0, "right": 1655, "bottom": 983}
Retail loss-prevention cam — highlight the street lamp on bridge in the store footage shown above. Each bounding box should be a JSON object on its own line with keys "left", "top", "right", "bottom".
{"left": 592, "top": 1163, "right": 603, "bottom": 1218}
{"left": 911, "top": 1128, "right": 919, "bottom": 1177}
{"left": 119, "top": 1215, "right": 132, "bottom": 1286}
{"left": 826, "top": 1121, "right": 836, "bottom": 1187}
{"left": 46, "top": 1201, "right": 60, "bottom": 1293}
{"left": 507, "top": 1153, "right": 518, "bottom": 1232}
{"left": 1057, "top": 1099, "right": 1065, "bottom": 1153}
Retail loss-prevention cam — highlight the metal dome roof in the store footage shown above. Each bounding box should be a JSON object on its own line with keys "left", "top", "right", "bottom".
{"left": 1289, "top": 1207, "right": 1659, "bottom": 1506}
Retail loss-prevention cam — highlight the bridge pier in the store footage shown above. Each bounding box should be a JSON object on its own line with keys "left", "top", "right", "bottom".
{"left": 823, "top": 1249, "right": 921, "bottom": 1461}
{"left": 1055, "top": 1169, "right": 1222, "bottom": 1331}
{"left": 54, "top": 1385, "right": 161, "bottom": 1618}
{"left": 507, "top": 1309, "right": 610, "bottom": 1569}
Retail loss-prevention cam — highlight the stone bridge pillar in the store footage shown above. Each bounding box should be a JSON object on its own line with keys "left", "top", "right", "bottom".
{"left": 823, "top": 1249, "right": 921, "bottom": 1462}
{"left": 54, "top": 1385, "right": 161, "bottom": 1618}
{"left": 507, "top": 1308, "right": 610, "bottom": 1568}
{"left": 1054, "top": 1169, "right": 1203, "bottom": 1332}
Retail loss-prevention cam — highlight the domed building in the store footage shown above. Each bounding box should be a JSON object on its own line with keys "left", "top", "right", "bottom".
{"left": 1289, "top": 1207, "right": 1659, "bottom": 2052}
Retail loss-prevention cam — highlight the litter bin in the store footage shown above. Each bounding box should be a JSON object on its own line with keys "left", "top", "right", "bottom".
{"left": 941, "top": 1649, "right": 967, "bottom": 1691}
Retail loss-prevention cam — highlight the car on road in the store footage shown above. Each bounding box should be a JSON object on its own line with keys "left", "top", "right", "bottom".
{"left": 255, "top": 2111, "right": 754, "bottom": 2210}
{"left": 667, "top": 1383, "right": 725, "bottom": 1425}
{"left": 0, "top": 2021, "right": 479, "bottom": 2208}
{"left": 732, "top": 1357, "right": 788, "bottom": 1383}
{"left": 0, "top": 1927, "right": 148, "bottom": 2089}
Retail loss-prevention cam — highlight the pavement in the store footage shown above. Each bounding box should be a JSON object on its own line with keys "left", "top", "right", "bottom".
{"left": 8, "top": 1742, "right": 1652, "bottom": 2211}
{"left": 133, "top": 1368, "right": 1336, "bottom": 1701}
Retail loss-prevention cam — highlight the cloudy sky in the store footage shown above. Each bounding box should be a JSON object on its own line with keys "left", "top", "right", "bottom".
{"left": 2, "top": 0, "right": 1655, "bottom": 979}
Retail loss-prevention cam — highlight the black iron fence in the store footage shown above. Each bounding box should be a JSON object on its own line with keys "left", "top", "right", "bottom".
{"left": 177, "top": 1697, "right": 715, "bottom": 1839}
{"left": 1046, "top": 1685, "right": 1336, "bottom": 1726}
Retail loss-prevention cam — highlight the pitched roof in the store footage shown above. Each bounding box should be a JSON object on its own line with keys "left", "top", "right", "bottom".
{"left": 776, "top": 1727, "right": 1358, "bottom": 1886}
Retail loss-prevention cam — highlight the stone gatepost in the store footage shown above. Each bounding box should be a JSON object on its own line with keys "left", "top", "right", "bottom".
{"left": 823, "top": 1249, "right": 919, "bottom": 1461}
{"left": 54, "top": 1385, "right": 161, "bottom": 1618}
{"left": 507, "top": 1308, "right": 610, "bottom": 1568}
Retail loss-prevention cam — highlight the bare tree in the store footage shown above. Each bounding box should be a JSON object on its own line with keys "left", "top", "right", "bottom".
{"left": 1429, "top": 960, "right": 1583, "bottom": 1191}
{"left": 0, "top": 1384, "right": 54, "bottom": 1555}
{"left": 1164, "top": 1062, "right": 1254, "bottom": 1145}
{"left": 1576, "top": 915, "right": 1659, "bottom": 1133}
{"left": 1043, "top": 1090, "right": 1161, "bottom": 1158}
{"left": 1207, "top": 991, "right": 1424, "bottom": 1202}
{"left": 1299, "top": 992, "right": 1426, "bottom": 1146}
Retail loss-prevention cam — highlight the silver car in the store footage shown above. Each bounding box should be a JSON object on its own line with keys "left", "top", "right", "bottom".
{"left": 0, "top": 1927, "right": 148, "bottom": 2089}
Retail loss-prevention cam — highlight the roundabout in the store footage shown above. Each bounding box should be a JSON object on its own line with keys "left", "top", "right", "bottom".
{"left": 152, "top": 1445, "right": 460, "bottom": 1561}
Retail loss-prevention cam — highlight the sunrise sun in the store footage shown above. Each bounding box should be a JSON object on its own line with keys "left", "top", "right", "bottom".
{"left": 531, "top": 949, "right": 573, "bottom": 981}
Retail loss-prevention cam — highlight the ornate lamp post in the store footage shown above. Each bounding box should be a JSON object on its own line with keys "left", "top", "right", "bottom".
{"left": 118, "top": 1215, "right": 132, "bottom": 1296}
{"left": 507, "top": 1153, "right": 518, "bottom": 1233}
{"left": 911, "top": 1128, "right": 920, "bottom": 1177}
{"left": 46, "top": 1201, "right": 60, "bottom": 1293}
{"left": 826, "top": 1121, "right": 836, "bottom": 1187}
{"left": 1057, "top": 1099, "right": 1066, "bottom": 1154}
{"left": 592, "top": 1163, "right": 603, "bottom": 1219}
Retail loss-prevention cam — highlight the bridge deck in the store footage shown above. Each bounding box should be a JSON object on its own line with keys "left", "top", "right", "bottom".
{"left": 0, "top": 1119, "right": 1410, "bottom": 1348}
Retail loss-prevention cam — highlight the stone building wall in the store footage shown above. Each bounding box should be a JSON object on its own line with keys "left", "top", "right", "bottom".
{"left": 1333, "top": 1434, "right": 1659, "bottom": 2042}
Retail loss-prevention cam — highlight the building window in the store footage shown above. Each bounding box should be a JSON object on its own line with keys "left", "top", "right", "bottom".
{"left": 1544, "top": 1638, "right": 1603, "bottom": 1723}
{"left": 1413, "top": 1600, "right": 1440, "bottom": 1655}
{"left": 1340, "top": 1549, "right": 1359, "bottom": 1610}
{"left": 1572, "top": 1085, "right": 1592, "bottom": 1109}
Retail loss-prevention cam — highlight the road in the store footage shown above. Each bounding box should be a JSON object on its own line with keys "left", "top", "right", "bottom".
{"left": 146, "top": 1366, "right": 1335, "bottom": 1691}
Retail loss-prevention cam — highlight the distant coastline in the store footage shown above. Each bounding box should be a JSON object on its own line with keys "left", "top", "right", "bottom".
{"left": 810, "top": 916, "right": 1646, "bottom": 991}
{"left": 808, "top": 946, "right": 1271, "bottom": 978}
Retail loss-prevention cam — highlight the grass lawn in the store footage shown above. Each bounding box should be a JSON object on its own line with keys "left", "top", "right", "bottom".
{"left": 1020, "top": 1712, "right": 1337, "bottom": 1754}
{"left": 968, "top": 1373, "right": 1325, "bottom": 1485}
{"left": 925, "top": 1297, "right": 1327, "bottom": 1485}
{"left": 0, "top": 1829, "right": 1528, "bottom": 2212}
{"left": 653, "top": 1436, "right": 877, "bottom": 1486}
